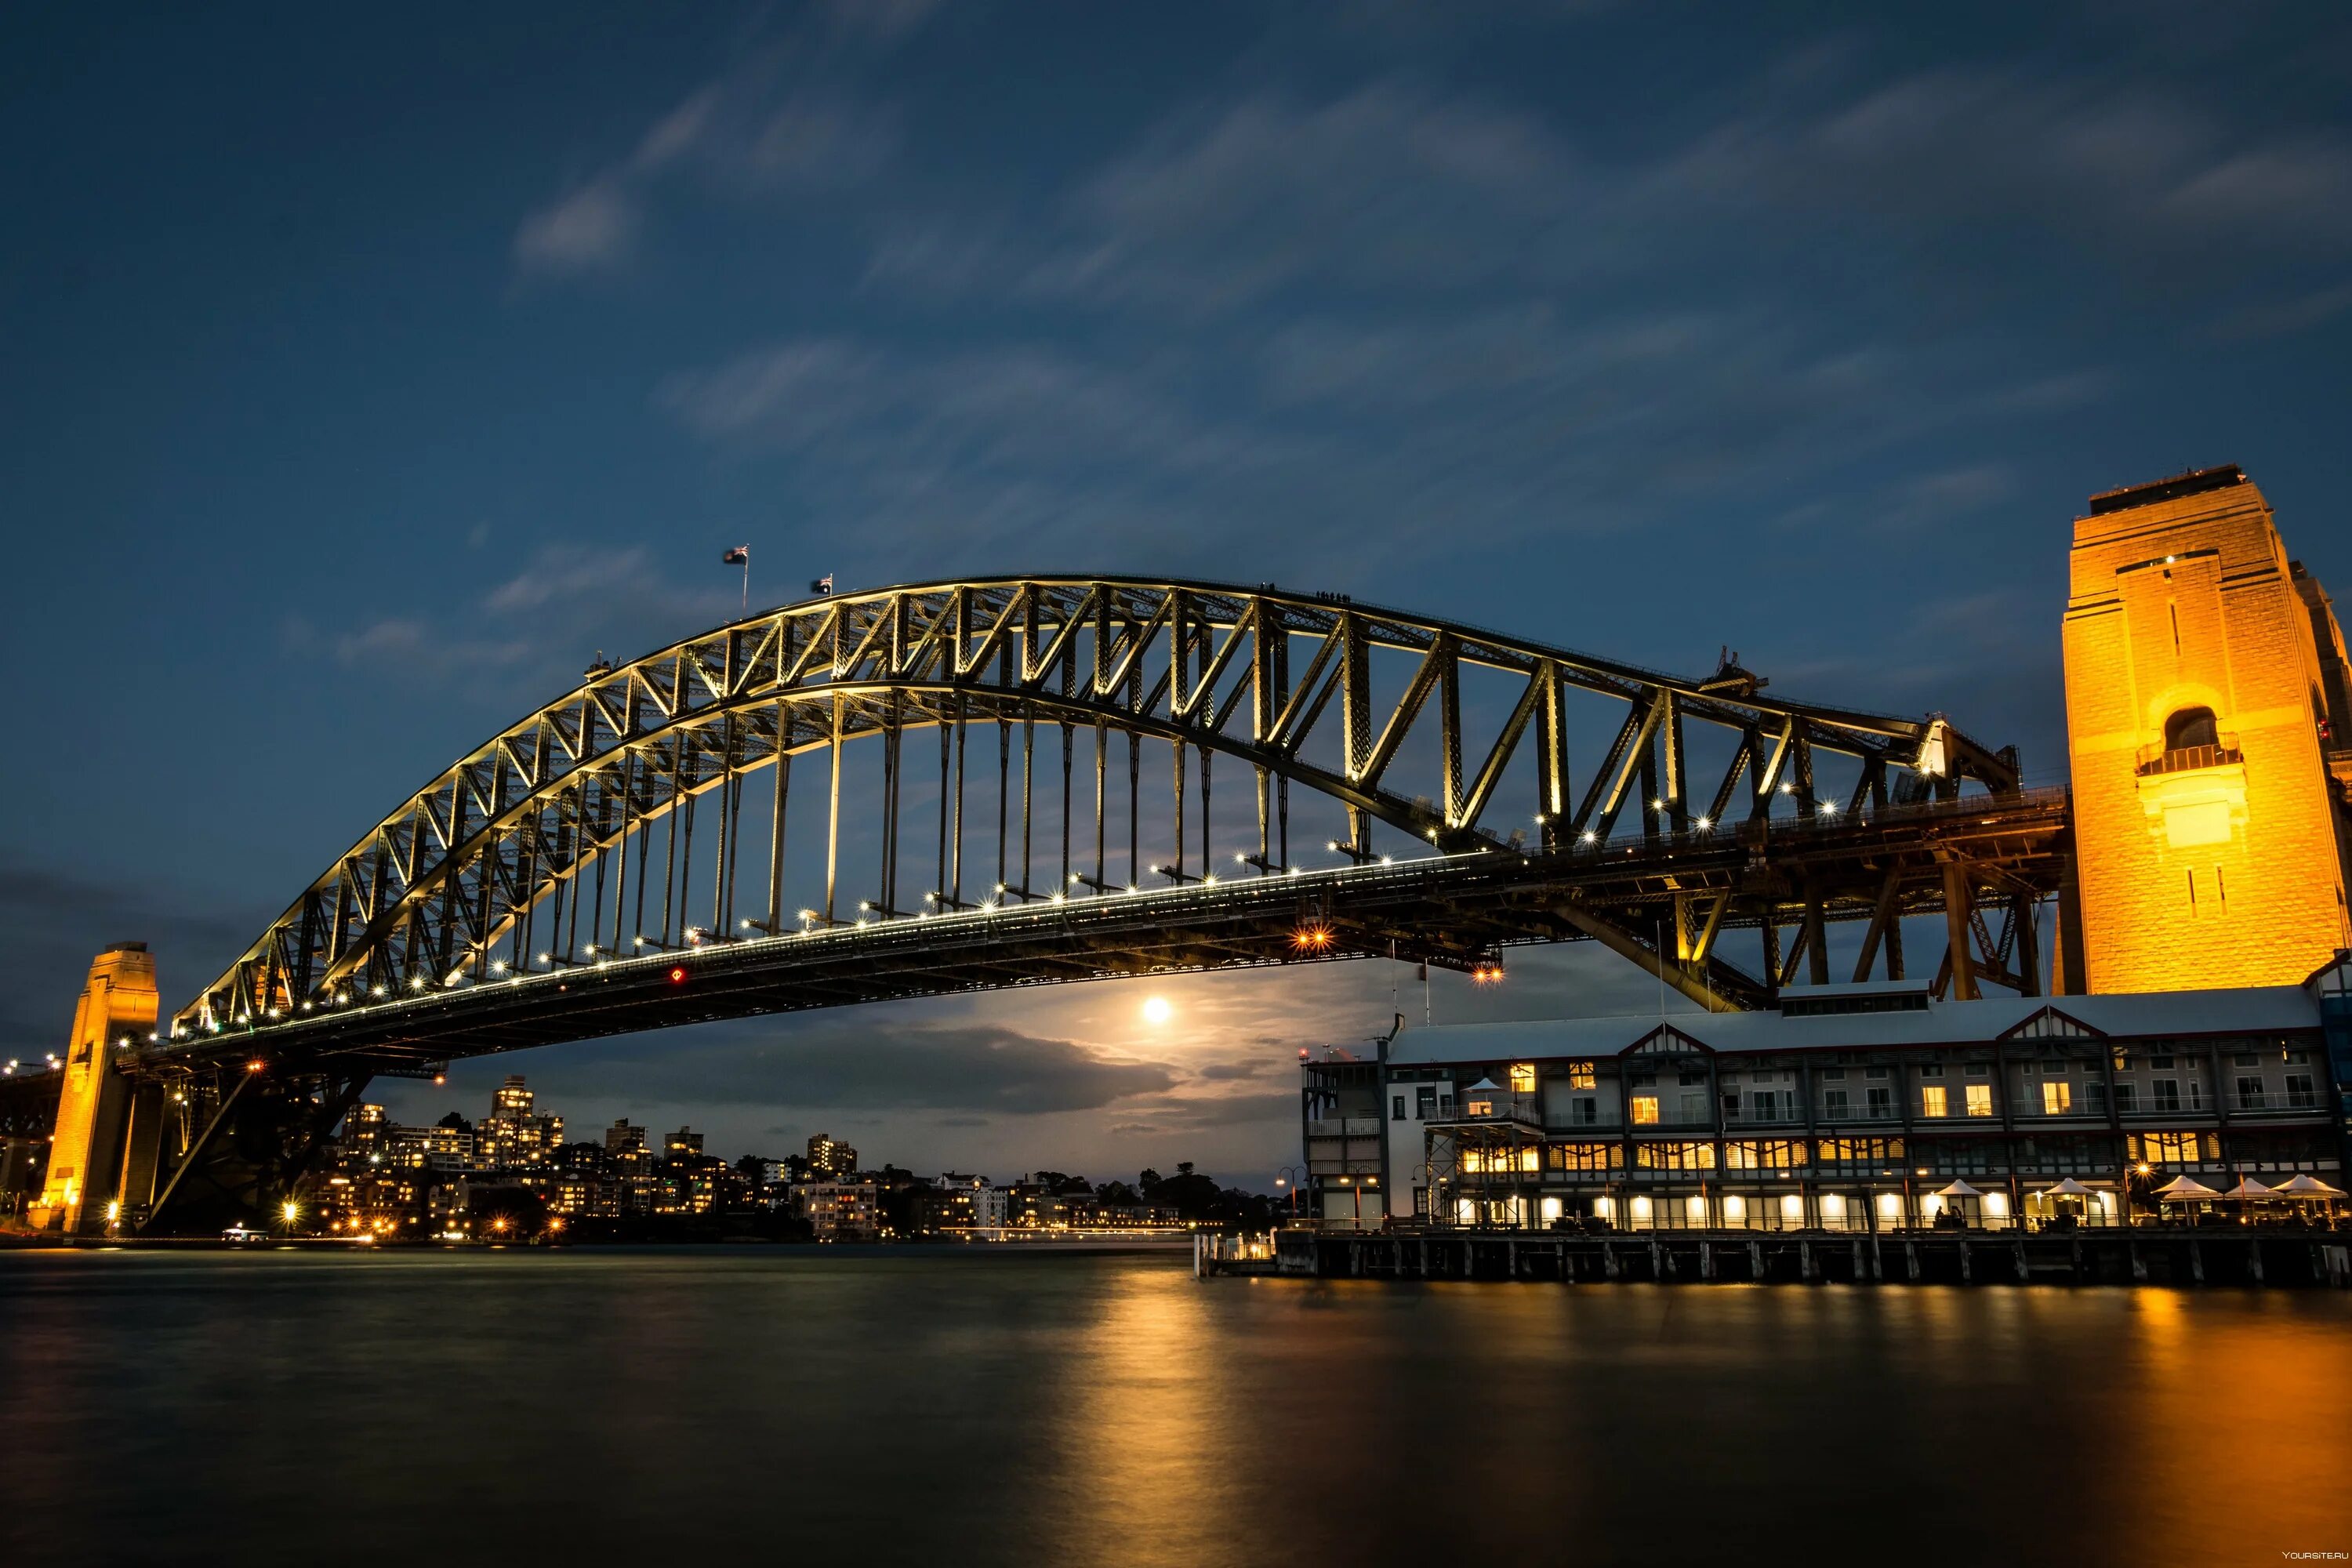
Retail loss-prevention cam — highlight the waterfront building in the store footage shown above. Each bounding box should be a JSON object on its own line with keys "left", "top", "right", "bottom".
{"left": 939, "top": 1173, "right": 1010, "bottom": 1228}
{"left": 797, "top": 1181, "right": 880, "bottom": 1241}
{"left": 1304, "top": 963, "right": 2351, "bottom": 1233}
{"left": 664, "top": 1127, "right": 704, "bottom": 1160}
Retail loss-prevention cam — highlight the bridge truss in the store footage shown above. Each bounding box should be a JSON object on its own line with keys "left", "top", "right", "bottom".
{"left": 85, "top": 577, "right": 2068, "bottom": 1231}
{"left": 173, "top": 577, "right": 2031, "bottom": 1044}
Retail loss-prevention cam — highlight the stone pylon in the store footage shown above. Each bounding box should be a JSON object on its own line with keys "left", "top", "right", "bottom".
{"left": 27, "top": 943, "right": 158, "bottom": 1232}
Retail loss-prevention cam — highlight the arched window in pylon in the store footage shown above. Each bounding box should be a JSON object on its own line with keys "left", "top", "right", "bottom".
{"left": 2162, "top": 706, "right": 2219, "bottom": 753}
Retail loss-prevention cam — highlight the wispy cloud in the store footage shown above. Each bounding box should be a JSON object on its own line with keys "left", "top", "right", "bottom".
{"left": 512, "top": 8, "right": 927, "bottom": 279}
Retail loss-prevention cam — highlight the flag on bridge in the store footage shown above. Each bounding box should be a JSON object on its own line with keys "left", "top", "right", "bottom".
{"left": 809, "top": 574, "right": 834, "bottom": 594}
{"left": 720, "top": 546, "right": 749, "bottom": 565}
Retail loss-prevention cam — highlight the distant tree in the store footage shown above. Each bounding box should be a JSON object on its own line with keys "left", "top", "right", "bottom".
{"left": 1138, "top": 1167, "right": 1162, "bottom": 1192}
{"left": 1094, "top": 1180, "right": 1140, "bottom": 1207}
{"left": 1143, "top": 1163, "right": 1221, "bottom": 1221}
{"left": 735, "top": 1155, "right": 771, "bottom": 1185}
{"left": 436, "top": 1111, "right": 473, "bottom": 1132}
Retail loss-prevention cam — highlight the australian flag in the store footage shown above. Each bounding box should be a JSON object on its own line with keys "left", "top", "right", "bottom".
{"left": 809, "top": 574, "right": 834, "bottom": 594}
{"left": 720, "top": 546, "right": 749, "bottom": 566}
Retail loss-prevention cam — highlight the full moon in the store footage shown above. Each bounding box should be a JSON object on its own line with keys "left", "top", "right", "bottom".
{"left": 1142, "top": 996, "right": 1173, "bottom": 1025}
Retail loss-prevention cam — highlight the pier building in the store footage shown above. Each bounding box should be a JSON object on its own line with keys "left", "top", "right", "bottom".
{"left": 1304, "top": 964, "right": 2350, "bottom": 1233}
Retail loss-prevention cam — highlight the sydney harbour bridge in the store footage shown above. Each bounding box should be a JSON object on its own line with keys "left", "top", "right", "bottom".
{"left": 4, "top": 576, "right": 2071, "bottom": 1232}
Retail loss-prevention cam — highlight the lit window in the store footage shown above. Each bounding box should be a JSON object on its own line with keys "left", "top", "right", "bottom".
{"left": 1921, "top": 1086, "right": 1948, "bottom": 1118}
{"left": 2041, "top": 1080, "right": 2071, "bottom": 1115}
{"left": 1965, "top": 1084, "right": 1994, "bottom": 1117}
{"left": 1568, "top": 1061, "right": 1596, "bottom": 1090}
{"left": 1508, "top": 1062, "right": 1537, "bottom": 1094}
{"left": 1631, "top": 1094, "right": 1660, "bottom": 1125}
{"left": 1466, "top": 1098, "right": 1494, "bottom": 1118}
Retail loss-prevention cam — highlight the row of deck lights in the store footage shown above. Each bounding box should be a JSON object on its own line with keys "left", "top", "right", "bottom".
{"left": 178, "top": 841, "right": 1446, "bottom": 1036}
{"left": 169, "top": 775, "right": 1882, "bottom": 1036}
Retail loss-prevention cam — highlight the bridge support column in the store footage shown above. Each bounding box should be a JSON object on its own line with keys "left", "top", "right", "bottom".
{"left": 27, "top": 943, "right": 158, "bottom": 1234}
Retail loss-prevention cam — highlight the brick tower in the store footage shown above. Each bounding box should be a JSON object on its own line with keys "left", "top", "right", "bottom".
{"left": 2061, "top": 465, "right": 2352, "bottom": 993}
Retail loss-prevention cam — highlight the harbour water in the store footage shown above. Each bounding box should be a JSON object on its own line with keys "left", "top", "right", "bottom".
{"left": 5, "top": 1247, "right": 2347, "bottom": 1566}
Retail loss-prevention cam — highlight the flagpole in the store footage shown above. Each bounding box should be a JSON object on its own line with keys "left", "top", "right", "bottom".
{"left": 742, "top": 559, "right": 749, "bottom": 615}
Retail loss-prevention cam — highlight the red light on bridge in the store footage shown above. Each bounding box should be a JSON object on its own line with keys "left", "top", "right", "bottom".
{"left": 1291, "top": 922, "right": 1334, "bottom": 953}
{"left": 1472, "top": 962, "right": 1506, "bottom": 985}
{"left": 669, "top": 966, "right": 688, "bottom": 984}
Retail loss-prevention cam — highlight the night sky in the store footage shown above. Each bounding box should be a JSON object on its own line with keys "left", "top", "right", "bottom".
{"left": 5, "top": 2, "right": 2349, "bottom": 1185}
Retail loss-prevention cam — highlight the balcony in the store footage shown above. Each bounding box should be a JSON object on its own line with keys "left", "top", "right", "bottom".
{"left": 1305, "top": 1116, "right": 1381, "bottom": 1175}
{"left": 2135, "top": 738, "right": 2242, "bottom": 777}
{"left": 2232, "top": 1091, "right": 2321, "bottom": 1114}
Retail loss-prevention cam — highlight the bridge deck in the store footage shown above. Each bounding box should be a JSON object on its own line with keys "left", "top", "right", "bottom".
{"left": 136, "top": 788, "right": 2069, "bottom": 1076}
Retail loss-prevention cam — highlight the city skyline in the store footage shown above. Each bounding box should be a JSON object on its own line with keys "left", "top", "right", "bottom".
{"left": 7, "top": 2, "right": 2352, "bottom": 1181}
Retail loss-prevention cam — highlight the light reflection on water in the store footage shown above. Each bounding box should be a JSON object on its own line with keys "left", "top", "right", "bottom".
{"left": 2, "top": 1248, "right": 2347, "bottom": 1566}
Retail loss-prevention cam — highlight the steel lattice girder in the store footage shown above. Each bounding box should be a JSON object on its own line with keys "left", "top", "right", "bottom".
{"left": 169, "top": 576, "right": 2022, "bottom": 1041}
{"left": 147, "top": 788, "right": 2069, "bottom": 1073}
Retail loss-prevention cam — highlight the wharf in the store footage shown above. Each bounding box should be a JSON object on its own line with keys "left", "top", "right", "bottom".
{"left": 1198, "top": 1229, "right": 2352, "bottom": 1287}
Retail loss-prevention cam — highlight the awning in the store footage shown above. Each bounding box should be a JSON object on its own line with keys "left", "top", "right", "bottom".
{"left": 2271, "top": 1174, "right": 2347, "bottom": 1198}
{"left": 2156, "top": 1175, "right": 2220, "bottom": 1200}
{"left": 1936, "top": 1180, "right": 1984, "bottom": 1199}
{"left": 2036, "top": 1177, "right": 2099, "bottom": 1197}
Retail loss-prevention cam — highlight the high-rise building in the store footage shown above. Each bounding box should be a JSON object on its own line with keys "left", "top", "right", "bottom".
{"left": 479, "top": 1076, "right": 564, "bottom": 1170}
{"left": 604, "top": 1120, "right": 655, "bottom": 1214}
{"left": 808, "top": 1133, "right": 858, "bottom": 1179}
{"left": 343, "top": 1102, "right": 387, "bottom": 1156}
{"left": 664, "top": 1127, "right": 704, "bottom": 1159}
{"left": 2062, "top": 465, "right": 2352, "bottom": 992}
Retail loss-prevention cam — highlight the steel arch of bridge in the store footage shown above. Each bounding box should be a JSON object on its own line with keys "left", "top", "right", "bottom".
{"left": 176, "top": 576, "right": 2020, "bottom": 1038}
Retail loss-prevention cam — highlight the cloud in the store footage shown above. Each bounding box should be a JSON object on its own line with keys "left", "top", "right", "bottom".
{"left": 2205, "top": 280, "right": 2352, "bottom": 342}
{"left": 1657, "top": 64, "right": 2352, "bottom": 270}
{"left": 0, "top": 855, "right": 273, "bottom": 1056}
{"left": 869, "top": 81, "right": 1593, "bottom": 315}
{"left": 482, "top": 545, "right": 655, "bottom": 614}
{"left": 1878, "top": 464, "right": 2016, "bottom": 532}
{"left": 511, "top": 9, "right": 924, "bottom": 280}
{"left": 513, "top": 180, "right": 640, "bottom": 276}
{"left": 323, "top": 618, "right": 535, "bottom": 677}
{"left": 551, "top": 1019, "right": 1176, "bottom": 1115}
{"left": 308, "top": 546, "right": 736, "bottom": 703}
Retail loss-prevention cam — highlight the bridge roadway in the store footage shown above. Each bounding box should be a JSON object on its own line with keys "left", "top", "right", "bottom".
{"left": 138, "top": 785, "right": 2071, "bottom": 1079}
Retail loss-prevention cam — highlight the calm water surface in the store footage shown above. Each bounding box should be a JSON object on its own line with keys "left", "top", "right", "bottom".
{"left": 2, "top": 1247, "right": 2347, "bottom": 1566}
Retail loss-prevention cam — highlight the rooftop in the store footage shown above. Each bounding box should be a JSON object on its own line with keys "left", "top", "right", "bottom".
{"left": 1383, "top": 985, "right": 2321, "bottom": 1066}
{"left": 2085, "top": 463, "right": 2246, "bottom": 515}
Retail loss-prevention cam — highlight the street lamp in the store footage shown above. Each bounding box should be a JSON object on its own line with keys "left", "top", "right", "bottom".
{"left": 1276, "top": 1164, "right": 1304, "bottom": 1223}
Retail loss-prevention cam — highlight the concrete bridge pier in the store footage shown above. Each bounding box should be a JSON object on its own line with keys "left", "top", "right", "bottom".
{"left": 26, "top": 943, "right": 158, "bottom": 1234}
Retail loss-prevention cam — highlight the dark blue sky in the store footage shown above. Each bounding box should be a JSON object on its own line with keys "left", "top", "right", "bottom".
{"left": 5, "top": 2, "right": 2349, "bottom": 1179}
